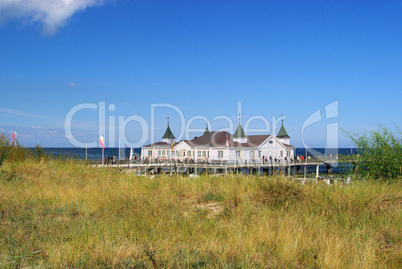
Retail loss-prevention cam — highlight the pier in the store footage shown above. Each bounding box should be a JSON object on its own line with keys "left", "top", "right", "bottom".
{"left": 95, "top": 156, "right": 355, "bottom": 179}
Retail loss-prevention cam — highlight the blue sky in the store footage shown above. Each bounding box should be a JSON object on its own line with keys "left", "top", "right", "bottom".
{"left": 0, "top": 0, "right": 401, "bottom": 148}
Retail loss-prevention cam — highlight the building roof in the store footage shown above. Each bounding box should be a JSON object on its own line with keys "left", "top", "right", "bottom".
{"left": 233, "top": 124, "right": 247, "bottom": 138}
{"left": 142, "top": 141, "right": 178, "bottom": 148}
{"left": 277, "top": 125, "right": 290, "bottom": 138}
{"left": 244, "top": 135, "right": 271, "bottom": 147}
{"left": 162, "top": 126, "right": 175, "bottom": 139}
{"left": 282, "top": 143, "right": 296, "bottom": 148}
{"left": 144, "top": 125, "right": 295, "bottom": 149}
{"left": 187, "top": 131, "right": 230, "bottom": 147}
{"left": 180, "top": 131, "right": 271, "bottom": 148}
{"left": 142, "top": 132, "right": 296, "bottom": 149}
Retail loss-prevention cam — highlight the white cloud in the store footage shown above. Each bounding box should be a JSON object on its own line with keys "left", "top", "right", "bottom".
{"left": 0, "top": 0, "right": 106, "bottom": 34}
{"left": 0, "top": 106, "right": 41, "bottom": 118}
{"left": 68, "top": 82, "right": 79, "bottom": 87}
{"left": 0, "top": 106, "right": 98, "bottom": 131}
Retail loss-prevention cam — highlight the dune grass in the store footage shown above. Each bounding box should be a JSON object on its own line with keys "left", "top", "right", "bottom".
{"left": 0, "top": 158, "right": 401, "bottom": 268}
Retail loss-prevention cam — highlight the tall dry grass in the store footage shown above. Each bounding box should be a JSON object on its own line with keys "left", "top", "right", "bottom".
{"left": 0, "top": 157, "right": 401, "bottom": 268}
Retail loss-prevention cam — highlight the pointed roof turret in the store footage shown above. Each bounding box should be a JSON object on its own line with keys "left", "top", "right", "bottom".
{"left": 234, "top": 113, "right": 247, "bottom": 138}
{"left": 233, "top": 124, "right": 247, "bottom": 138}
{"left": 277, "top": 120, "right": 290, "bottom": 138}
{"left": 162, "top": 126, "right": 175, "bottom": 139}
{"left": 204, "top": 123, "right": 210, "bottom": 135}
{"left": 162, "top": 118, "right": 175, "bottom": 139}
{"left": 233, "top": 113, "right": 248, "bottom": 143}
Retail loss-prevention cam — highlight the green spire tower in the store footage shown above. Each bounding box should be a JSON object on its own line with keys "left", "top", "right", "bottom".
{"left": 162, "top": 118, "right": 175, "bottom": 143}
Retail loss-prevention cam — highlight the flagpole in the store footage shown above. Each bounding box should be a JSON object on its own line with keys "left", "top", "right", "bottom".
{"left": 118, "top": 136, "right": 121, "bottom": 160}
{"left": 85, "top": 144, "right": 88, "bottom": 160}
{"left": 102, "top": 147, "right": 104, "bottom": 165}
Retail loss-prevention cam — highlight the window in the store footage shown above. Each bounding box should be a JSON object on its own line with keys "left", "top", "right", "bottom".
{"left": 236, "top": 151, "right": 240, "bottom": 158}
{"left": 187, "top": 150, "right": 190, "bottom": 157}
{"left": 183, "top": 150, "right": 186, "bottom": 157}
{"left": 218, "top": 151, "right": 223, "bottom": 157}
{"left": 158, "top": 150, "right": 161, "bottom": 157}
{"left": 148, "top": 150, "right": 152, "bottom": 156}
{"left": 198, "top": 151, "right": 201, "bottom": 157}
{"left": 193, "top": 151, "right": 195, "bottom": 157}
{"left": 269, "top": 141, "right": 273, "bottom": 144}
{"left": 251, "top": 151, "right": 255, "bottom": 158}
{"left": 280, "top": 151, "right": 283, "bottom": 157}
{"left": 176, "top": 150, "right": 180, "bottom": 156}
{"left": 258, "top": 150, "right": 262, "bottom": 157}
{"left": 162, "top": 150, "right": 165, "bottom": 157}
{"left": 287, "top": 150, "right": 291, "bottom": 157}
{"left": 202, "top": 151, "right": 206, "bottom": 157}
{"left": 208, "top": 151, "right": 210, "bottom": 157}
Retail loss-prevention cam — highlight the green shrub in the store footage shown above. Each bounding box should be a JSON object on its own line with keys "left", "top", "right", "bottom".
{"left": 34, "top": 145, "right": 45, "bottom": 159}
{"left": 0, "top": 134, "right": 8, "bottom": 166}
{"left": 345, "top": 126, "right": 402, "bottom": 181}
{"left": 0, "top": 134, "right": 31, "bottom": 166}
{"left": 256, "top": 177, "right": 306, "bottom": 207}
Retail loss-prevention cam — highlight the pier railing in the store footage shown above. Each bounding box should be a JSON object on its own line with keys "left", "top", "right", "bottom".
{"left": 96, "top": 155, "right": 349, "bottom": 166}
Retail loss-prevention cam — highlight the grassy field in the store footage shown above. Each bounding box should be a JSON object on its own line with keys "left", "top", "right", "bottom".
{"left": 0, "top": 158, "right": 401, "bottom": 268}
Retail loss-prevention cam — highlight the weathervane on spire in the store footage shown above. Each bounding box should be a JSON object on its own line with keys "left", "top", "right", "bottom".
{"left": 279, "top": 114, "right": 285, "bottom": 126}
{"left": 238, "top": 113, "right": 241, "bottom": 125}
{"left": 166, "top": 116, "right": 170, "bottom": 127}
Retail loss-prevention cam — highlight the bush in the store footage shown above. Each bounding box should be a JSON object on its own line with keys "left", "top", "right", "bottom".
{"left": 0, "top": 134, "right": 31, "bottom": 166}
{"left": 345, "top": 126, "right": 402, "bottom": 181}
{"left": 256, "top": 177, "right": 306, "bottom": 207}
{"left": 0, "top": 134, "right": 9, "bottom": 166}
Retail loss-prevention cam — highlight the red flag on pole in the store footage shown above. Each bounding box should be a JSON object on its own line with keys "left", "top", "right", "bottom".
{"left": 226, "top": 134, "right": 229, "bottom": 148}
{"left": 12, "top": 131, "right": 17, "bottom": 146}
{"left": 99, "top": 135, "right": 105, "bottom": 149}
{"left": 171, "top": 138, "right": 173, "bottom": 150}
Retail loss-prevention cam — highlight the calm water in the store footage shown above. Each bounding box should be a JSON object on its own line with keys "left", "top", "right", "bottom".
{"left": 33, "top": 147, "right": 139, "bottom": 160}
